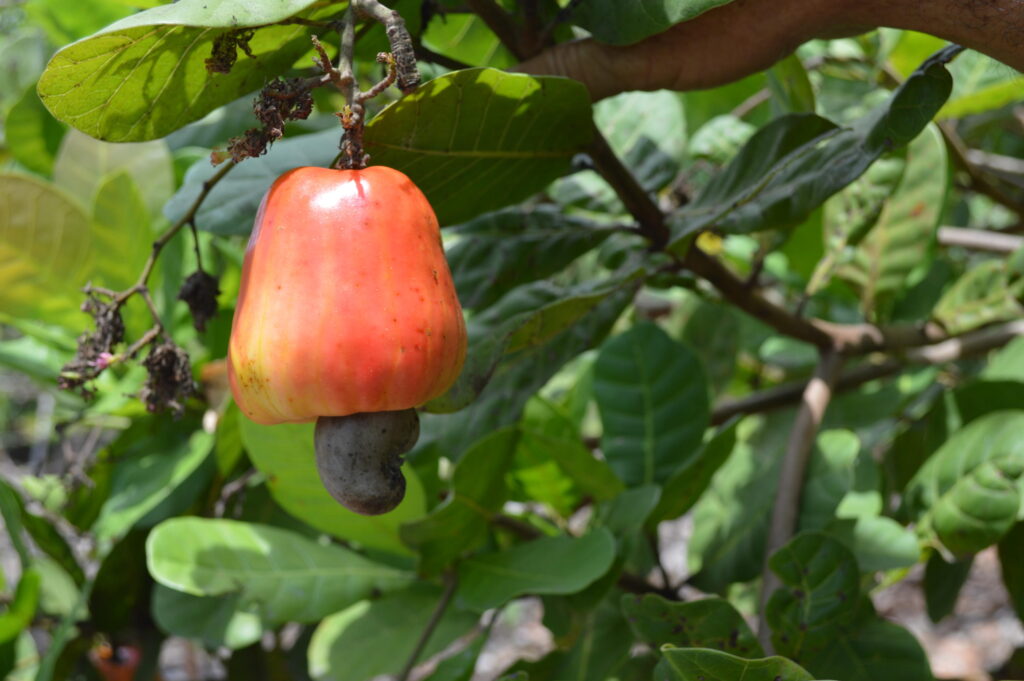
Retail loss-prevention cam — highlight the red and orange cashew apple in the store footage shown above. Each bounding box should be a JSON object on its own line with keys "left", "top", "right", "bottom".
{"left": 228, "top": 165, "right": 466, "bottom": 515}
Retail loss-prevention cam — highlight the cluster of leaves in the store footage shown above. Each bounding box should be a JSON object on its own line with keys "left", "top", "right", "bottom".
{"left": 2, "top": 1, "right": 1024, "bottom": 681}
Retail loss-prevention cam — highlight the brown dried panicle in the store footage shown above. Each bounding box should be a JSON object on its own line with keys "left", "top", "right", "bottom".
{"left": 205, "top": 28, "right": 256, "bottom": 74}
{"left": 58, "top": 293, "right": 126, "bottom": 398}
{"left": 223, "top": 78, "right": 315, "bottom": 163}
{"left": 140, "top": 341, "right": 195, "bottom": 417}
{"left": 178, "top": 270, "right": 221, "bottom": 332}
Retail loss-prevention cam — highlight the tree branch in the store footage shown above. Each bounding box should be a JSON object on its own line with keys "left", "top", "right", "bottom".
{"left": 712, "top": 319, "right": 1024, "bottom": 423}
{"left": 940, "top": 120, "right": 1024, "bottom": 217}
{"left": 396, "top": 570, "right": 459, "bottom": 681}
{"left": 757, "top": 349, "right": 843, "bottom": 653}
{"left": 938, "top": 226, "right": 1024, "bottom": 254}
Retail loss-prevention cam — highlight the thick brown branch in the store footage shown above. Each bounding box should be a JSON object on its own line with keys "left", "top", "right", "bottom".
{"left": 940, "top": 120, "right": 1024, "bottom": 217}
{"left": 757, "top": 349, "right": 843, "bottom": 652}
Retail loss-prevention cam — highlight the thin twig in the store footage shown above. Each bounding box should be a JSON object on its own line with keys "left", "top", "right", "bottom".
{"left": 938, "top": 226, "right": 1024, "bottom": 253}
{"left": 940, "top": 121, "right": 1024, "bottom": 217}
{"left": 396, "top": 571, "right": 459, "bottom": 681}
{"left": 757, "top": 350, "right": 843, "bottom": 652}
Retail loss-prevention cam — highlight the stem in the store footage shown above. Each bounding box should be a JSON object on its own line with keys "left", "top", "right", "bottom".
{"left": 757, "top": 349, "right": 843, "bottom": 652}
{"left": 587, "top": 126, "right": 669, "bottom": 249}
{"left": 396, "top": 571, "right": 459, "bottom": 681}
{"left": 938, "top": 226, "right": 1024, "bottom": 253}
{"left": 352, "top": 0, "right": 420, "bottom": 91}
{"left": 940, "top": 120, "right": 1024, "bottom": 218}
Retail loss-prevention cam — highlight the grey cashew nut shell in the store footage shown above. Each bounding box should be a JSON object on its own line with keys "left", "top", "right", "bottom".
{"left": 314, "top": 408, "right": 420, "bottom": 516}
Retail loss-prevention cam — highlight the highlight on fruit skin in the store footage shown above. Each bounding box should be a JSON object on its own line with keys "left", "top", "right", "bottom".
{"left": 227, "top": 165, "right": 466, "bottom": 515}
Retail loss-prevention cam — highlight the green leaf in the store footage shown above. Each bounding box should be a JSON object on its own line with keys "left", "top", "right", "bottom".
{"left": 649, "top": 420, "right": 737, "bottom": 524}
{"left": 798, "top": 430, "right": 878, "bottom": 530}
{"left": 166, "top": 128, "right": 340, "bottom": 235}
{"left": 308, "top": 586, "right": 479, "bottom": 681}
{"left": 87, "top": 530, "right": 150, "bottom": 633}
{"left": 824, "top": 516, "right": 920, "bottom": 572}
{"left": 364, "top": 68, "right": 593, "bottom": 226}
{"left": 421, "top": 12, "right": 514, "bottom": 68}
{"left": 0, "top": 174, "right": 93, "bottom": 329}
{"left": 54, "top": 130, "right": 174, "bottom": 216}
{"left": 37, "top": 0, "right": 331, "bottom": 141}
{"left": 458, "top": 529, "right": 616, "bottom": 611}
{"left": 5, "top": 84, "right": 66, "bottom": 177}
{"left": 421, "top": 635, "right": 485, "bottom": 681}
{"left": 766, "top": 532, "right": 860, "bottom": 658}
{"left": 422, "top": 280, "right": 636, "bottom": 457}
{"left": 91, "top": 171, "right": 156, "bottom": 296}
{"left": 151, "top": 585, "right": 263, "bottom": 650}
{"left": 656, "top": 648, "right": 815, "bottom": 681}
{"left": 0, "top": 337, "right": 67, "bottom": 384}
{"left": 571, "top": 0, "right": 735, "bottom": 45}
{"left": 623, "top": 594, "right": 762, "bottom": 657}
{"left": 668, "top": 46, "right": 959, "bottom": 249}
{"left": 982, "top": 336, "right": 1024, "bottom": 383}
{"left": 593, "top": 322, "right": 710, "bottom": 486}
{"left": 400, "top": 428, "right": 520, "bottom": 576}
{"left": 238, "top": 416, "right": 426, "bottom": 556}
{"left": 33, "top": 556, "right": 82, "bottom": 619}
{"left": 800, "top": 613, "right": 932, "bottom": 681}
{"left": 0, "top": 569, "right": 40, "bottom": 644}
{"left": 0, "top": 481, "right": 85, "bottom": 585}
{"left": 93, "top": 421, "right": 214, "bottom": 543}
{"left": 23, "top": 0, "right": 134, "bottom": 45}
{"left": 146, "top": 517, "right": 413, "bottom": 624}
{"left": 447, "top": 206, "right": 614, "bottom": 310}
{"left": 767, "top": 54, "right": 816, "bottom": 114}
{"left": 905, "top": 410, "right": 1024, "bottom": 555}
{"left": 426, "top": 273, "right": 641, "bottom": 414}
{"left": 515, "top": 597, "right": 634, "bottom": 681}
{"left": 923, "top": 552, "right": 973, "bottom": 622}
{"left": 688, "top": 414, "right": 789, "bottom": 592}
{"left": 838, "top": 124, "right": 948, "bottom": 314}
{"left": 933, "top": 259, "right": 1024, "bottom": 334}
{"left": 998, "top": 521, "right": 1024, "bottom": 620}
{"left": 516, "top": 397, "right": 625, "bottom": 511}
{"left": 939, "top": 76, "right": 1024, "bottom": 118}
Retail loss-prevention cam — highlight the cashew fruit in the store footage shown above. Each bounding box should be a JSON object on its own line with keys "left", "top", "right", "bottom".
{"left": 228, "top": 165, "right": 466, "bottom": 514}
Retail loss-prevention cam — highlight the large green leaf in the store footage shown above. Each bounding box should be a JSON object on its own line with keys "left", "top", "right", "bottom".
{"left": 798, "top": 430, "right": 878, "bottom": 530}
{"left": 766, "top": 533, "right": 860, "bottom": 658}
{"left": 593, "top": 322, "right": 709, "bottom": 486}
{"left": 54, "top": 130, "right": 174, "bottom": 215}
{"left": 165, "top": 128, "right": 340, "bottom": 235}
{"left": 458, "top": 529, "right": 616, "bottom": 611}
{"left": 623, "top": 594, "right": 762, "bottom": 658}
{"left": 668, "top": 46, "right": 959, "bottom": 249}
{"left": 308, "top": 586, "right": 479, "bottom": 681}
{"left": 37, "top": 0, "right": 331, "bottom": 141}
{"left": 365, "top": 68, "right": 593, "bottom": 226}
{"left": 5, "top": 84, "right": 66, "bottom": 177}
{"left": 422, "top": 280, "right": 636, "bottom": 457}
{"left": 923, "top": 552, "right": 973, "bottom": 623}
{"left": 146, "top": 517, "right": 413, "bottom": 624}
{"left": 838, "top": 124, "right": 948, "bottom": 314}
{"left": 514, "top": 396, "right": 625, "bottom": 513}
{"left": 687, "top": 414, "right": 789, "bottom": 592}
{"left": 151, "top": 585, "right": 263, "bottom": 650}
{"left": 933, "top": 259, "right": 1024, "bottom": 334}
{"left": 238, "top": 416, "right": 426, "bottom": 556}
{"left": 905, "top": 410, "right": 1024, "bottom": 555}
{"left": 447, "top": 206, "right": 614, "bottom": 310}
{"left": 648, "top": 420, "right": 736, "bottom": 524}
{"left": 429, "top": 274, "right": 639, "bottom": 415}
{"left": 93, "top": 420, "right": 214, "bottom": 543}
{"left": 421, "top": 11, "right": 514, "bottom": 68}
{"left": 656, "top": 648, "right": 815, "bottom": 681}
{"left": 400, "top": 428, "right": 520, "bottom": 576}
{"left": 0, "top": 174, "right": 93, "bottom": 329}
{"left": 571, "top": 0, "right": 735, "bottom": 45}
{"left": 800, "top": 612, "right": 932, "bottom": 681}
